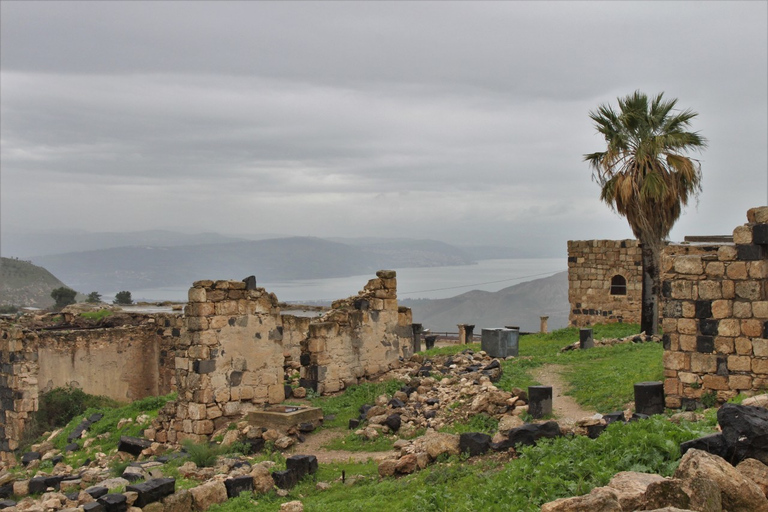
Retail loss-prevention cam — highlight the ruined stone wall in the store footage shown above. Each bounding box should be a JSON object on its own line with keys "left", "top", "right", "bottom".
{"left": 567, "top": 240, "right": 643, "bottom": 327}
{"left": 0, "top": 314, "right": 181, "bottom": 463}
{"left": 152, "top": 271, "right": 413, "bottom": 444}
{"left": 662, "top": 207, "right": 768, "bottom": 409}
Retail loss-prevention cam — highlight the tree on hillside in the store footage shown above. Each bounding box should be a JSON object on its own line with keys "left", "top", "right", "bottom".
{"left": 113, "top": 291, "right": 133, "bottom": 305}
{"left": 86, "top": 291, "right": 102, "bottom": 303}
{"left": 584, "top": 91, "right": 707, "bottom": 335}
{"left": 51, "top": 287, "right": 77, "bottom": 310}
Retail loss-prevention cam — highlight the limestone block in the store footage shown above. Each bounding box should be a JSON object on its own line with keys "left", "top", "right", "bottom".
{"left": 714, "top": 336, "right": 734, "bottom": 354}
{"left": 240, "top": 386, "right": 254, "bottom": 400}
{"left": 728, "top": 355, "right": 752, "bottom": 372}
{"left": 727, "top": 262, "right": 749, "bottom": 280}
{"left": 381, "top": 278, "right": 397, "bottom": 289}
{"left": 209, "top": 316, "right": 229, "bottom": 330}
{"left": 753, "top": 358, "right": 768, "bottom": 374}
{"left": 718, "top": 319, "right": 741, "bottom": 337}
{"left": 374, "top": 289, "right": 396, "bottom": 300}
{"left": 663, "top": 351, "right": 690, "bottom": 371}
{"left": 680, "top": 335, "right": 697, "bottom": 352}
{"left": 189, "top": 331, "right": 218, "bottom": 347}
{"left": 662, "top": 318, "right": 678, "bottom": 334}
{"left": 214, "top": 301, "right": 238, "bottom": 316}
{"left": 186, "top": 317, "right": 209, "bottom": 332}
{"left": 679, "top": 372, "right": 700, "bottom": 385}
{"left": 718, "top": 245, "right": 739, "bottom": 261}
{"left": 268, "top": 384, "right": 284, "bottom": 403}
{"left": 753, "top": 338, "right": 768, "bottom": 357}
{"left": 377, "top": 270, "right": 397, "bottom": 279}
{"left": 735, "top": 337, "right": 754, "bottom": 355}
{"left": 729, "top": 375, "right": 753, "bottom": 390}
{"left": 664, "top": 378, "right": 681, "bottom": 396}
{"left": 748, "top": 206, "right": 768, "bottom": 224}
{"left": 182, "top": 419, "right": 193, "bottom": 433}
{"left": 175, "top": 357, "right": 190, "bottom": 371}
{"left": 383, "top": 299, "right": 398, "bottom": 310}
{"left": 188, "top": 288, "right": 207, "bottom": 303}
{"left": 722, "top": 280, "right": 736, "bottom": 299}
{"left": 733, "top": 225, "right": 753, "bottom": 244}
{"left": 753, "top": 302, "right": 768, "bottom": 319}
{"left": 214, "top": 387, "right": 230, "bottom": 403}
{"left": 192, "top": 420, "right": 214, "bottom": 435}
{"left": 712, "top": 300, "right": 733, "bottom": 319}
{"left": 706, "top": 261, "right": 726, "bottom": 277}
{"left": 750, "top": 261, "right": 768, "bottom": 279}
{"left": 188, "top": 403, "right": 207, "bottom": 420}
{"left": 743, "top": 319, "right": 765, "bottom": 337}
{"left": 690, "top": 353, "right": 717, "bottom": 373}
{"left": 733, "top": 302, "right": 753, "bottom": 318}
{"left": 214, "top": 281, "right": 231, "bottom": 290}
{"left": 371, "top": 299, "right": 385, "bottom": 311}
{"left": 736, "top": 281, "right": 763, "bottom": 301}
{"left": 702, "top": 375, "right": 729, "bottom": 390}
{"left": 674, "top": 256, "right": 704, "bottom": 274}
{"left": 187, "top": 346, "right": 209, "bottom": 359}
{"left": 193, "top": 388, "right": 214, "bottom": 404}
{"left": 698, "top": 281, "right": 722, "bottom": 300}
{"left": 222, "top": 402, "right": 240, "bottom": 416}
{"left": 682, "top": 301, "right": 696, "bottom": 318}
{"left": 227, "top": 290, "right": 246, "bottom": 300}
{"left": 206, "top": 405, "right": 222, "bottom": 419}
{"left": 678, "top": 319, "right": 697, "bottom": 335}
{"left": 185, "top": 303, "right": 215, "bottom": 317}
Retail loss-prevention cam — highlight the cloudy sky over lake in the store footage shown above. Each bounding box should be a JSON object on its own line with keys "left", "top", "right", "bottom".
{"left": 1, "top": 1, "right": 766, "bottom": 256}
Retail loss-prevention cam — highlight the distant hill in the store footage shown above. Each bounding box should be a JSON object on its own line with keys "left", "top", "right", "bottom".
{"left": 401, "top": 271, "right": 569, "bottom": 333}
{"left": 32, "top": 236, "right": 476, "bottom": 294}
{"left": 0, "top": 257, "right": 70, "bottom": 308}
{"left": 1, "top": 229, "right": 250, "bottom": 258}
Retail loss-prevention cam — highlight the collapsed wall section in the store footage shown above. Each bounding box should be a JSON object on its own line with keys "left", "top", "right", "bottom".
{"left": 568, "top": 240, "right": 643, "bottom": 326}
{"left": 0, "top": 314, "right": 181, "bottom": 464}
{"left": 662, "top": 207, "right": 768, "bottom": 409}
{"left": 150, "top": 270, "right": 413, "bottom": 444}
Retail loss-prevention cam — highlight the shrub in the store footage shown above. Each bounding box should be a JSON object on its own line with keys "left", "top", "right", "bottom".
{"left": 182, "top": 440, "right": 224, "bottom": 467}
{"left": 51, "top": 287, "right": 77, "bottom": 309}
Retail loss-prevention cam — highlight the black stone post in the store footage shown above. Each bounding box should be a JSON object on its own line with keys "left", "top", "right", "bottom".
{"left": 579, "top": 328, "right": 594, "bottom": 349}
{"left": 528, "top": 386, "right": 553, "bottom": 419}
{"left": 634, "top": 381, "right": 665, "bottom": 416}
{"left": 411, "top": 324, "right": 422, "bottom": 353}
{"left": 425, "top": 335, "right": 437, "bottom": 350}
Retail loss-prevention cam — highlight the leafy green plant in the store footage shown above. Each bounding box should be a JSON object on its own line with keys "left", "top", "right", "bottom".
{"left": 182, "top": 440, "right": 225, "bottom": 467}
{"left": 440, "top": 413, "right": 498, "bottom": 435}
{"left": 701, "top": 391, "right": 718, "bottom": 408}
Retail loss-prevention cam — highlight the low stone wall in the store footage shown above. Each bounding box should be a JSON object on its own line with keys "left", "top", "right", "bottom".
{"left": 152, "top": 271, "right": 414, "bottom": 444}
{"left": 568, "top": 240, "right": 643, "bottom": 326}
{"left": 662, "top": 207, "right": 768, "bottom": 409}
{"left": 0, "top": 314, "right": 181, "bottom": 463}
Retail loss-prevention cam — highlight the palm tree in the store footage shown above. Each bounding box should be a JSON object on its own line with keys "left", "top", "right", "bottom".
{"left": 584, "top": 91, "right": 707, "bottom": 335}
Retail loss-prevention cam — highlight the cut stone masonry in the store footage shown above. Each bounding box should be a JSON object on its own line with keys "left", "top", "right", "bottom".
{"left": 662, "top": 207, "right": 768, "bottom": 409}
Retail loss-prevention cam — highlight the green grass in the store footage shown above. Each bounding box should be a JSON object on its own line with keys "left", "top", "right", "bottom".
{"left": 80, "top": 309, "right": 113, "bottom": 320}
{"left": 308, "top": 381, "right": 404, "bottom": 429}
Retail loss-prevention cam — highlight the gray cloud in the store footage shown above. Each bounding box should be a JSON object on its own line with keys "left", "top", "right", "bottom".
{"left": 1, "top": 1, "right": 766, "bottom": 255}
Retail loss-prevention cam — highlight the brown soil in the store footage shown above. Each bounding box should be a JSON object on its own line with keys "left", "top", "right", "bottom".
{"left": 289, "top": 427, "right": 394, "bottom": 464}
{"left": 530, "top": 364, "right": 597, "bottom": 426}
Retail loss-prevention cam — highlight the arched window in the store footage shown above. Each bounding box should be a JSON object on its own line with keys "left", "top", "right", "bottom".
{"left": 610, "top": 275, "right": 627, "bottom": 295}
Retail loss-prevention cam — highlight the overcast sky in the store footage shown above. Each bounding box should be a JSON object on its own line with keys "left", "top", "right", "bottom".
{"left": 1, "top": 1, "right": 766, "bottom": 256}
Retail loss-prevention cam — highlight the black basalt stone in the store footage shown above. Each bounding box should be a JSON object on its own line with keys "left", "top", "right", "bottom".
{"left": 717, "top": 403, "right": 768, "bottom": 465}
{"left": 602, "top": 412, "right": 625, "bottom": 425}
{"left": 286, "top": 455, "right": 318, "bottom": 479}
{"left": 459, "top": 432, "right": 492, "bottom": 457}
{"left": 272, "top": 469, "right": 298, "bottom": 489}
{"left": 696, "top": 336, "right": 714, "bottom": 353}
{"left": 82, "top": 503, "right": 105, "bottom": 512}
{"left": 117, "top": 436, "right": 152, "bottom": 456}
{"left": 0, "top": 499, "right": 17, "bottom": 509}
{"left": 126, "top": 478, "right": 176, "bottom": 508}
{"left": 97, "top": 492, "right": 127, "bottom": 512}
{"left": 493, "top": 421, "right": 561, "bottom": 451}
{"left": 348, "top": 418, "right": 360, "bottom": 429}
{"left": 0, "top": 485, "right": 11, "bottom": 500}
{"left": 388, "top": 398, "right": 406, "bottom": 409}
{"left": 85, "top": 486, "right": 109, "bottom": 499}
{"left": 224, "top": 475, "right": 253, "bottom": 498}
{"left": 21, "top": 452, "right": 40, "bottom": 466}
{"left": 695, "top": 300, "right": 713, "bottom": 319}
{"left": 383, "top": 414, "right": 401, "bottom": 432}
{"left": 753, "top": 224, "right": 768, "bottom": 245}
{"left": 680, "top": 433, "right": 728, "bottom": 460}
{"left": 28, "top": 477, "right": 48, "bottom": 494}
{"left": 587, "top": 424, "right": 606, "bottom": 439}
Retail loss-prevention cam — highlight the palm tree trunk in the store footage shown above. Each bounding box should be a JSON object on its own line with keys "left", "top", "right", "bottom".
{"left": 640, "top": 239, "right": 660, "bottom": 335}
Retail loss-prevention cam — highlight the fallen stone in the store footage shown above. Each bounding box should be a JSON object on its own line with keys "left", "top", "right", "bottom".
{"left": 718, "top": 403, "right": 768, "bottom": 465}
{"left": 541, "top": 486, "right": 622, "bottom": 512}
{"left": 736, "top": 458, "right": 768, "bottom": 497}
{"left": 280, "top": 500, "right": 304, "bottom": 512}
{"left": 272, "top": 469, "right": 298, "bottom": 489}
{"left": 97, "top": 492, "right": 127, "bottom": 512}
{"left": 224, "top": 475, "right": 253, "bottom": 498}
{"left": 286, "top": 455, "right": 318, "bottom": 479}
{"left": 125, "top": 478, "right": 176, "bottom": 508}
{"left": 643, "top": 479, "right": 690, "bottom": 510}
{"left": 189, "top": 480, "right": 228, "bottom": 510}
{"left": 674, "top": 448, "right": 768, "bottom": 512}
{"left": 459, "top": 432, "right": 491, "bottom": 457}
{"left": 606, "top": 471, "right": 665, "bottom": 511}
{"left": 117, "top": 436, "right": 152, "bottom": 456}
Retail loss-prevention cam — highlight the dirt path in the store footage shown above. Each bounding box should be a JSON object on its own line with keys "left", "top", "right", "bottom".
{"left": 530, "top": 364, "right": 597, "bottom": 426}
{"left": 290, "top": 428, "right": 394, "bottom": 464}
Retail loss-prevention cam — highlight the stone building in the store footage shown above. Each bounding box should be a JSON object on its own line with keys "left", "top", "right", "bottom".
{"left": 567, "top": 240, "right": 643, "bottom": 327}
{"left": 661, "top": 207, "right": 768, "bottom": 409}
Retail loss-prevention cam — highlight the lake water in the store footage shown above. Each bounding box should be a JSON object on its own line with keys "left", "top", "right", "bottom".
{"left": 120, "top": 258, "right": 567, "bottom": 303}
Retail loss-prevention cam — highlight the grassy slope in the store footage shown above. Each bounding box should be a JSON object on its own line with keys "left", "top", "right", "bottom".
{"left": 0, "top": 257, "right": 69, "bottom": 307}
{"left": 22, "top": 325, "right": 712, "bottom": 512}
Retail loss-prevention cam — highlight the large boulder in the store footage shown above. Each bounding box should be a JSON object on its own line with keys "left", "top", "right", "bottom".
{"left": 674, "top": 448, "right": 768, "bottom": 512}
{"left": 189, "top": 480, "right": 228, "bottom": 511}
{"left": 422, "top": 433, "right": 460, "bottom": 460}
{"left": 736, "top": 458, "right": 768, "bottom": 497}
